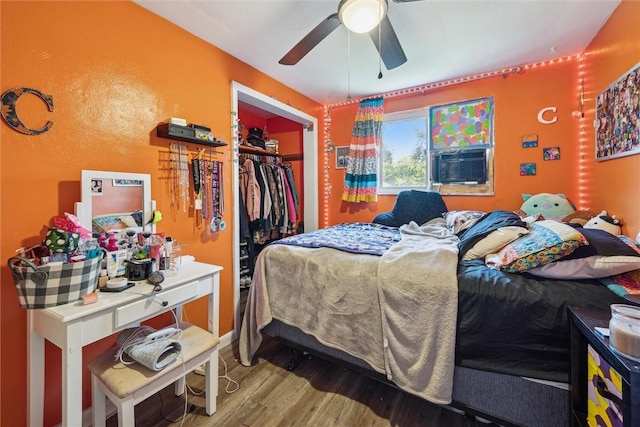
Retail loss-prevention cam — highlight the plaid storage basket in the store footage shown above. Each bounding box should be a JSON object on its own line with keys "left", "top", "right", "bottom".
{"left": 8, "top": 255, "right": 102, "bottom": 309}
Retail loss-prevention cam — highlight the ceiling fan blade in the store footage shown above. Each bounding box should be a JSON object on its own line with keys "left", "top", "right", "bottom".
{"left": 369, "top": 15, "right": 407, "bottom": 70}
{"left": 279, "top": 13, "right": 341, "bottom": 66}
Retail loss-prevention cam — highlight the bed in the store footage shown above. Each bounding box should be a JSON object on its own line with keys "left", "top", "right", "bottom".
{"left": 239, "top": 205, "right": 635, "bottom": 426}
{"left": 92, "top": 210, "right": 144, "bottom": 234}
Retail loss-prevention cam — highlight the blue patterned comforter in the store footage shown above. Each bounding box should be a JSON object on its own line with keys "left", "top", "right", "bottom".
{"left": 272, "top": 222, "right": 401, "bottom": 256}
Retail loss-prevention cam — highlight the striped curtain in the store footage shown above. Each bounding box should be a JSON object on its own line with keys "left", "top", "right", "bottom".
{"left": 341, "top": 97, "right": 384, "bottom": 203}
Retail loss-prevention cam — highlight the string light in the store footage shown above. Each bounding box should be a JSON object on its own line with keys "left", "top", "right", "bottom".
{"left": 323, "top": 105, "right": 332, "bottom": 227}
{"left": 321, "top": 54, "right": 580, "bottom": 225}
{"left": 575, "top": 54, "right": 590, "bottom": 210}
{"left": 327, "top": 54, "right": 578, "bottom": 109}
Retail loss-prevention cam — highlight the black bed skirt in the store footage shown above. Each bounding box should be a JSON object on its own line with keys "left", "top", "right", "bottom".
{"left": 262, "top": 320, "right": 570, "bottom": 427}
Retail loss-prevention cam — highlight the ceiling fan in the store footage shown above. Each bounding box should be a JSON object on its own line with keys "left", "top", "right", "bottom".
{"left": 279, "top": 0, "right": 425, "bottom": 70}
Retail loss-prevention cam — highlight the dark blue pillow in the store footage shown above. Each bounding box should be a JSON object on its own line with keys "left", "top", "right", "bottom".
{"left": 372, "top": 190, "right": 448, "bottom": 227}
{"left": 131, "top": 210, "right": 144, "bottom": 227}
{"left": 563, "top": 228, "right": 640, "bottom": 260}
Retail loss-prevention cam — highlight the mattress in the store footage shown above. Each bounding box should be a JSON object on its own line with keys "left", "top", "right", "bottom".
{"left": 455, "top": 258, "right": 624, "bottom": 382}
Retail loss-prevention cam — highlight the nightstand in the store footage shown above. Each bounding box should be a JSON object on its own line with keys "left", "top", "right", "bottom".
{"left": 569, "top": 306, "right": 640, "bottom": 426}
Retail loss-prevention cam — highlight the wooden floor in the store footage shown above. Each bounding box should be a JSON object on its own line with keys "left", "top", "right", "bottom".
{"left": 109, "top": 334, "right": 494, "bottom": 427}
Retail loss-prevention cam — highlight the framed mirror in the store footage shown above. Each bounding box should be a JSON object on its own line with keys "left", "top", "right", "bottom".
{"left": 77, "top": 170, "right": 153, "bottom": 236}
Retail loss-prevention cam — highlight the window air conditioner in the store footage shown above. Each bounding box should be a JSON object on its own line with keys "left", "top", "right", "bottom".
{"left": 432, "top": 149, "right": 487, "bottom": 184}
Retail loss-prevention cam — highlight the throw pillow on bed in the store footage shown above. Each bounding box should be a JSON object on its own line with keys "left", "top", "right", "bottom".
{"left": 119, "top": 215, "right": 139, "bottom": 228}
{"left": 443, "top": 210, "right": 485, "bottom": 234}
{"left": 485, "top": 220, "right": 588, "bottom": 273}
{"left": 527, "top": 228, "right": 640, "bottom": 279}
{"left": 462, "top": 226, "right": 529, "bottom": 260}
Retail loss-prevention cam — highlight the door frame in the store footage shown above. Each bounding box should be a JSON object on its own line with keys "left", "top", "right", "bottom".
{"left": 230, "top": 81, "right": 318, "bottom": 342}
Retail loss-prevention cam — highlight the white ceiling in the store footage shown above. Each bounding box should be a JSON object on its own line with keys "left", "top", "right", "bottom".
{"left": 134, "top": 0, "right": 620, "bottom": 105}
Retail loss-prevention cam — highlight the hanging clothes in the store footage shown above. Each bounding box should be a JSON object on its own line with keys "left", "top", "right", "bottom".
{"left": 240, "top": 158, "right": 260, "bottom": 222}
{"left": 238, "top": 153, "right": 300, "bottom": 244}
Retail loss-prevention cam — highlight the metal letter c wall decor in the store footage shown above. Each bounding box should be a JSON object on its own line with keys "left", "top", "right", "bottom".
{"left": 1, "top": 87, "right": 54, "bottom": 135}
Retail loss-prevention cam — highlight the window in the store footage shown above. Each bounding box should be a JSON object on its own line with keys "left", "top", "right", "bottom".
{"left": 379, "top": 109, "right": 429, "bottom": 192}
{"left": 379, "top": 98, "right": 494, "bottom": 196}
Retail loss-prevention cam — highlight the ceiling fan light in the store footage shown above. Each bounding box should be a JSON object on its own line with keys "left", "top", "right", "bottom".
{"left": 339, "top": 0, "right": 387, "bottom": 34}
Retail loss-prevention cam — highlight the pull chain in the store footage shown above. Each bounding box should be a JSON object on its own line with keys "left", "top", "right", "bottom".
{"left": 378, "top": 0, "right": 383, "bottom": 80}
{"left": 347, "top": 30, "right": 352, "bottom": 102}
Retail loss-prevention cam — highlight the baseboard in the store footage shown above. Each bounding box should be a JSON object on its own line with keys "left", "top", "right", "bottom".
{"left": 219, "top": 329, "right": 236, "bottom": 349}
{"left": 55, "top": 398, "right": 116, "bottom": 427}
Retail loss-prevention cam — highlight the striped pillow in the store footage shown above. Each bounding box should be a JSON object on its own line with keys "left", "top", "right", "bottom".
{"left": 485, "top": 220, "right": 588, "bottom": 273}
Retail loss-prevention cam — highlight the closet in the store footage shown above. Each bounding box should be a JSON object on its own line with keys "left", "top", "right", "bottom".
{"left": 237, "top": 106, "right": 304, "bottom": 289}
{"left": 237, "top": 147, "right": 301, "bottom": 287}
{"left": 232, "top": 81, "right": 318, "bottom": 340}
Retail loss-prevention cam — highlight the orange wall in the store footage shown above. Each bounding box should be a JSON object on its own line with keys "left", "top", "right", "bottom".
{"left": 267, "top": 117, "right": 305, "bottom": 222}
{"left": 325, "top": 60, "right": 581, "bottom": 225}
{"left": 2, "top": 0, "right": 637, "bottom": 425}
{"left": 582, "top": 0, "right": 640, "bottom": 237}
{"left": 0, "top": 1, "right": 321, "bottom": 425}
{"left": 237, "top": 112, "right": 305, "bottom": 223}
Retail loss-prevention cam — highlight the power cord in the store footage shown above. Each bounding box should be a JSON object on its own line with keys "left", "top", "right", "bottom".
{"left": 192, "top": 355, "right": 239, "bottom": 394}
{"left": 182, "top": 307, "right": 240, "bottom": 394}
{"left": 113, "top": 289, "right": 239, "bottom": 425}
{"left": 114, "top": 304, "right": 190, "bottom": 425}
{"left": 219, "top": 355, "right": 240, "bottom": 393}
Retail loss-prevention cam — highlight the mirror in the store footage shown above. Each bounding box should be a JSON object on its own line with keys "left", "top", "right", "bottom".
{"left": 77, "top": 170, "right": 153, "bottom": 236}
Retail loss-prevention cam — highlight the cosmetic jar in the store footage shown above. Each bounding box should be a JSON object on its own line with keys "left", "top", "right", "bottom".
{"left": 609, "top": 304, "right": 640, "bottom": 362}
{"left": 125, "top": 258, "right": 153, "bottom": 281}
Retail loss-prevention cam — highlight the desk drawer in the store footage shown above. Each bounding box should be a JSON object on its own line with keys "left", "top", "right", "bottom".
{"left": 114, "top": 281, "right": 200, "bottom": 328}
{"left": 588, "top": 344, "right": 624, "bottom": 426}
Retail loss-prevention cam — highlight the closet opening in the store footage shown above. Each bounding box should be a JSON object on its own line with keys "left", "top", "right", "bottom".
{"left": 230, "top": 82, "right": 318, "bottom": 344}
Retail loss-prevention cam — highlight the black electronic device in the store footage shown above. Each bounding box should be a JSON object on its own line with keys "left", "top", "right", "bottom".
{"left": 99, "top": 282, "right": 135, "bottom": 292}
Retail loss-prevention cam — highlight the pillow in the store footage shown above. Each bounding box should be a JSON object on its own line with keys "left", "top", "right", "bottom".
{"left": 444, "top": 210, "right": 485, "bottom": 234}
{"left": 600, "top": 269, "right": 640, "bottom": 297}
{"left": 514, "top": 210, "right": 545, "bottom": 222}
{"left": 372, "top": 190, "right": 448, "bottom": 227}
{"left": 527, "top": 230, "right": 640, "bottom": 279}
{"left": 485, "top": 220, "right": 588, "bottom": 273}
{"left": 515, "top": 212, "right": 545, "bottom": 226}
{"left": 561, "top": 229, "right": 640, "bottom": 260}
{"left": 462, "top": 226, "right": 529, "bottom": 260}
{"left": 130, "top": 210, "right": 144, "bottom": 226}
{"left": 527, "top": 256, "right": 640, "bottom": 279}
{"left": 619, "top": 234, "right": 640, "bottom": 251}
{"left": 119, "top": 215, "right": 139, "bottom": 228}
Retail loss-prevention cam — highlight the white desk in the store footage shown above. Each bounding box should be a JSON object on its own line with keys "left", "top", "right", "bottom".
{"left": 28, "top": 260, "right": 222, "bottom": 427}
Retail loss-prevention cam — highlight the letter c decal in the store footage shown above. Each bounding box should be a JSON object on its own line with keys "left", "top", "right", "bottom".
{"left": 537, "top": 106, "right": 558, "bottom": 125}
{"left": 1, "top": 87, "right": 54, "bottom": 135}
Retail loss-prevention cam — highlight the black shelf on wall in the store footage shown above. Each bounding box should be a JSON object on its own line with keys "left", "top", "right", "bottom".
{"left": 156, "top": 123, "right": 227, "bottom": 147}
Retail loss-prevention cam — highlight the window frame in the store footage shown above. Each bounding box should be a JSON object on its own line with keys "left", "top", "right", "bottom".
{"left": 378, "top": 108, "right": 429, "bottom": 195}
{"left": 378, "top": 100, "right": 495, "bottom": 196}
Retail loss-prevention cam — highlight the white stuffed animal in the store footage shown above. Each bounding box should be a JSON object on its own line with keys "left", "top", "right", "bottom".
{"left": 583, "top": 210, "right": 622, "bottom": 236}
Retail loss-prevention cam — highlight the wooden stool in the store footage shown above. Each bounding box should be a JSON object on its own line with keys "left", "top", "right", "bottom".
{"left": 87, "top": 323, "right": 219, "bottom": 426}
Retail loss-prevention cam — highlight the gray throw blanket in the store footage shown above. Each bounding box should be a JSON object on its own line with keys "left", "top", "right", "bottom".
{"left": 239, "top": 218, "right": 459, "bottom": 404}
{"left": 378, "top": 219, "right": 459, "bottom": 404}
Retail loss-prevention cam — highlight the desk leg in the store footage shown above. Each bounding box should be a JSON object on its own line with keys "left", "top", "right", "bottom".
{"left": 208, "top": 274, "right": 220, "bottom": 414}
{"left": 62, "top": 322, "right": 83, "bottom": 427}
{"left": 28, "top": 311, "right": 45, "bottom": 427}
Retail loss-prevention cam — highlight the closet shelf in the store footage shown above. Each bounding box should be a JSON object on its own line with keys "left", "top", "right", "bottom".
{"left": 239, "top": 145, "right": 303, "bottom": 161}
{"left": 157, "top": 123, "right": 227, "bottom": 147}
